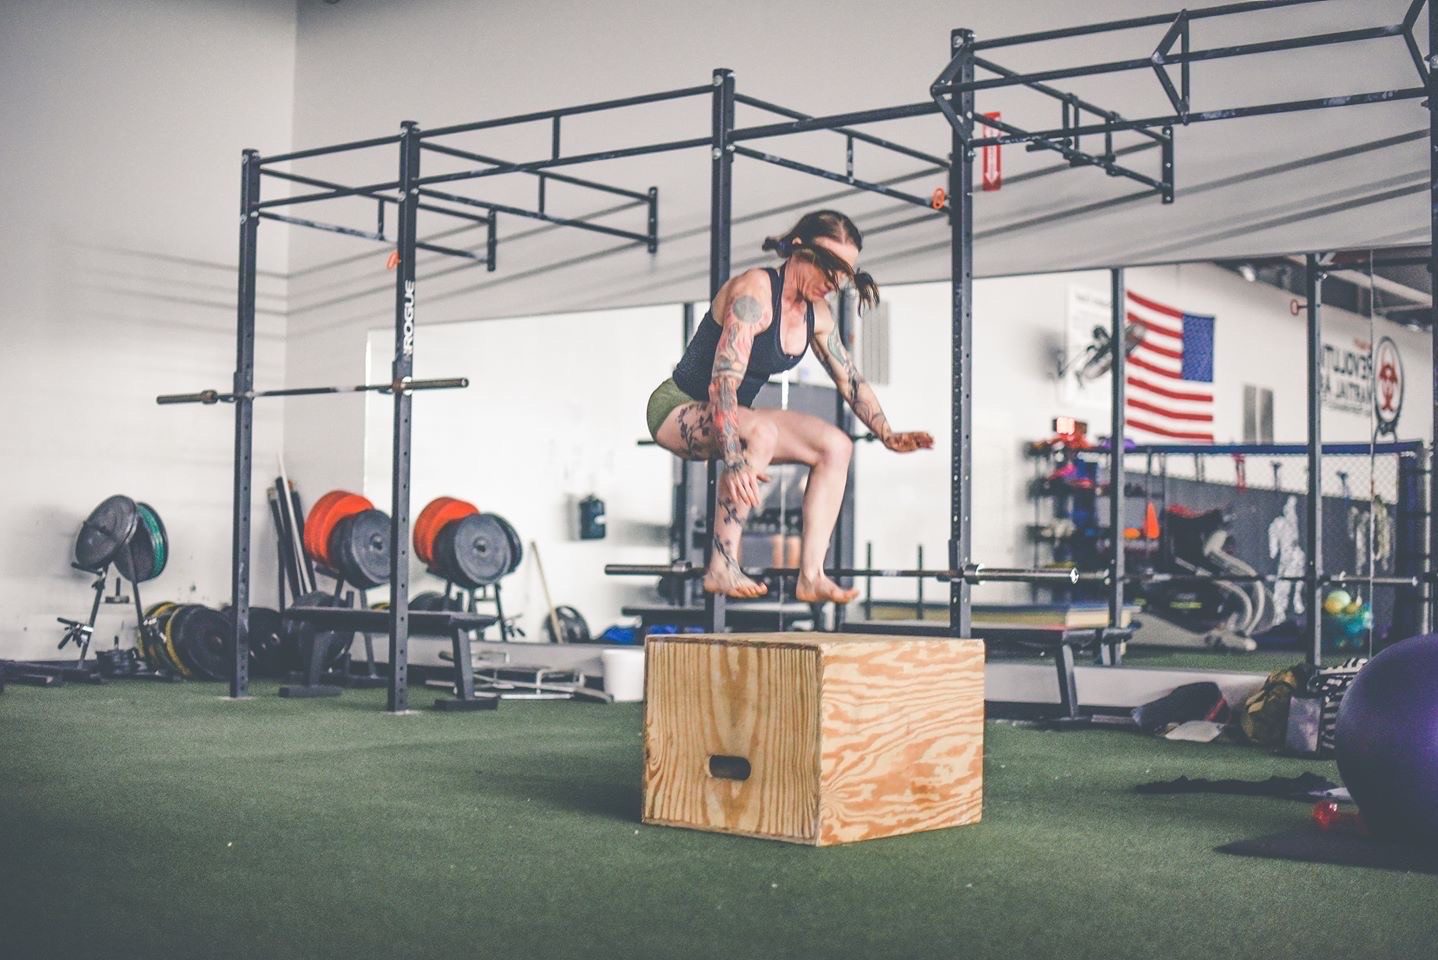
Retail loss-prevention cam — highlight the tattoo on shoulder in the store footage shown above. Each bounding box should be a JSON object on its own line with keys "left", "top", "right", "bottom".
{"left": 731, "top": 295, "right": 763, "bottom": 325}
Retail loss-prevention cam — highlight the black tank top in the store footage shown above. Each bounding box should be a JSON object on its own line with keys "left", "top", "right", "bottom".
{"left": 671, "top": 265, "right": 815, "bottom": 407}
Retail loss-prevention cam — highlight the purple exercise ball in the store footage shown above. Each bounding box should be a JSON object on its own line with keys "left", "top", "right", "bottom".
{"left": 1333, "top": 633, "right": 1438, "bottom": 845}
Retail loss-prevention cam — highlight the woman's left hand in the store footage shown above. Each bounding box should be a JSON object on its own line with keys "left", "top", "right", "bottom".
{"left": 882, "top": 431, "right": 934, "bottom": 453}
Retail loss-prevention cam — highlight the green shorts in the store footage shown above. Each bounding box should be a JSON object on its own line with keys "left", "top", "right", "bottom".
{"left": 646, "top": 377, "right": 699, "bottom": 441}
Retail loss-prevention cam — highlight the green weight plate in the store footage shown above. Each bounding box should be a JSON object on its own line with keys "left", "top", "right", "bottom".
{"left": 136, "top": 503, "right": 168, "bottom": 580}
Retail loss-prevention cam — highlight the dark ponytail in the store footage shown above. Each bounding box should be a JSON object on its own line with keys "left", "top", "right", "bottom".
{"left": 762, "top": 209, "right": 879, "bottom": 310}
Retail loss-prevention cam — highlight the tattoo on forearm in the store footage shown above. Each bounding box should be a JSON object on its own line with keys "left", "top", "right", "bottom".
{"left": 818, "top": 327, "right": 890, "bottom": 438}
{"left": 705, "top": 289, "right": 768, "bottom": 468}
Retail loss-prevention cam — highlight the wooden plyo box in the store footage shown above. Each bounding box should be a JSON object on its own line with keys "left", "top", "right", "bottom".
{"left": 642, "top": 633, "right": 984, "bottom": 845}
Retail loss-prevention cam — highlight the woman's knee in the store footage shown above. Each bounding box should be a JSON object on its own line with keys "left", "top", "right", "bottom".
{"left": 816, "top": 428, "right": 852, "bottom": 466}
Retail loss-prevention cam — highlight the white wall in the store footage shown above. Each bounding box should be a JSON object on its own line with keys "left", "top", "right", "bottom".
{"left": 0, "top": 1, "right": 298, "bottom": 659}
{"left": 854, "top": 263, "right": 1434, "bottom": 602}
{"left": 359, "top": 304, "right": 681, "bottom": 646}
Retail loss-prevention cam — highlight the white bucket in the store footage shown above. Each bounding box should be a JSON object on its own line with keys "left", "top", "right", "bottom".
{"left": 601, "top": 647, "right": 646, "bottom": 702}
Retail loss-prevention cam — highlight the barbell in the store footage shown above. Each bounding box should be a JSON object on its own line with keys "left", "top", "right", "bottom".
{"left": 156, "top": 376, "right": 468, "bottom": 406}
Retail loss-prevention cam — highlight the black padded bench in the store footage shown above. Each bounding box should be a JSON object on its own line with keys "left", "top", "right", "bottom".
{"left": 281, "top": 605, "right": 500, "bottom": 710}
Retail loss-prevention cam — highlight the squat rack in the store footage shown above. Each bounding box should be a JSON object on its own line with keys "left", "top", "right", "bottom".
{"left": 612, "top": 0, "right": 1438, "bottom": 666}
{"left": 169, "top": 0, "right": 1435, "bottom": 710}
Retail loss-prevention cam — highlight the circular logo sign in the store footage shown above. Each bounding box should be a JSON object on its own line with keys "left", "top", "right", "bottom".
{"left": 1373, "top": 336, "right": 1404, "bottom": 435}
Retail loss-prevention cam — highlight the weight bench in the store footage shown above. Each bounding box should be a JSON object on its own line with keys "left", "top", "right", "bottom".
{"left": 621, "top": 601, "right": 820, "bottom": 641}
{"left": 843, "top": 619, "right": 1132, "bottom": 724}
{"left": 280, "top": 605, "right": 501, "bottom": 711}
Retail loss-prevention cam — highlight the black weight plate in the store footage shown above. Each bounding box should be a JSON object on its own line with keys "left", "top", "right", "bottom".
{"left": 491, "top": 513, "right": 523, "bottom": 574}
{"left": 75, "top": 495, "right": 138, "bottom": 572}
{"left": 176, "top": 606, "right": 230, "bottom": 682}
{"left": 544, "top": 605, "right": 591, "bottom": 644}
{"left": 328, "top": 509, "right": 391, "bottom": 589}
{"left": 136, "top": 502, "right": 168, "bottom": 580}
{"left": 287, "top": 591, "right": 353, "bottom": 670}
{"left": 247, "top": 606, "right": 288, "bottom": 677}
{"left": 114, "top": 515, "right": 156, "bottom": 584}
{"left": 435, "top": 513, "right": 510, "bottom": 588}
{"left": 327, "top": 516, "right": 357, "bottom": 586}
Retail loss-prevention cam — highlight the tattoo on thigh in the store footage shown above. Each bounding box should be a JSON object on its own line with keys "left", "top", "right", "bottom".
{"left": 675, "top": 404, "right": 716, "bottom": 459}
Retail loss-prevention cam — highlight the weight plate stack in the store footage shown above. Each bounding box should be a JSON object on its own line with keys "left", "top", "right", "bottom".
{"left": 302, "top": 490, "right": 373, "bottom": 571}
{"left": 434, "top": 513, "right": 511, "bottom": 588}
{"left": 75, "top": 495, "right": 139, "bottom": 572}
{"left": 328, "top": 508, "right": 391, "bottom": 588}
{"left": 220, "top": 605, "right": 289, "bottom": 677}
{"left": 140, "top": 601, "right": 183, "bottom": 673}
{"left": 414, "top": 497, "right": 478, "bottom": 567}
{"left": 174, "top": 606, "right": 230, "bottom": 681}
{"left": 138, "top": 600, "right": 172, "bottom": 668}
{"left": 246, "top": 606, "right": 289, "bottom": 677}
{"left": 159, "top": 604, "right": 198, "bottom": 679}
{"left": 489, "top": 513, "right": 524, "bottom": 574}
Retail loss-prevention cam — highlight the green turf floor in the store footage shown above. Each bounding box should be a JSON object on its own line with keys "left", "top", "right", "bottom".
{"left": 2, "top": 681, "right": 1433, "bottom": 960}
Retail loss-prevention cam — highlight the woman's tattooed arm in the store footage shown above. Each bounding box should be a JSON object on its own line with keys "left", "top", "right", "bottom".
{"left": 811, "top": 313, "right": 891, "bottom": 441}
{"left": 708, "top": 285, "right": 766, "bottom": 467}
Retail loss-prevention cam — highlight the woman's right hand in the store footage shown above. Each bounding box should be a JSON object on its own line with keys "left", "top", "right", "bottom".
{"left": 721, "top": 462, "right": 770, "bottom": 509}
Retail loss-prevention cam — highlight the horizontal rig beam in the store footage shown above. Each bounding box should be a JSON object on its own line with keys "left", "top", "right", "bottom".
{"left": 734, "top": 93, "right": 949, "bottom": 168}
{"left": 941, "top": 24, "right": 1406, "bottom": 97}
{"left": 971, "top": 0, "right": 1343, "bottom": 52}
{"left": 421, "top": 140, "right": 653, "bottom": 203}
{"left": 257, "top": 212, "right": 490, "bottom": 263}
{"left": 728, "top": 101, "right": 943, "bottom": 143}
{"left": 419, "top": 83, "right": 715, "bottom": 140}
{"left": 418, "top": 188, "right": 655, "bottom": 247}
{"left": 967, "top": 88, "right": 1426, "bottom": 148}
{"left": 977, "top": 113, "right": 1166, "bottom": 194}
{"left": 261, "top": 168, "right": 491, "bottom": 225}
{"left": 732, "top": 147, "right": 938, "bottom": 211}
{"left": 413, "top": 137, "right": 712, "bottom": 189}
{"left": 258, "top": 133, "right": 403, "bottom": 167}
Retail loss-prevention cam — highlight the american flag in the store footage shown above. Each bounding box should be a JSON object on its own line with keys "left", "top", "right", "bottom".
{"left": 1125, "top": 290, "right": 1215, "bottom": 443}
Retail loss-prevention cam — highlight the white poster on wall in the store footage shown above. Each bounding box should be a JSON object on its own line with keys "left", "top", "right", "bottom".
{"left": 1061, "top": 285, "right": 1113, "bottom": 407}
{"left": 1321, "top": 333, "right": 1373, "bottom": 415}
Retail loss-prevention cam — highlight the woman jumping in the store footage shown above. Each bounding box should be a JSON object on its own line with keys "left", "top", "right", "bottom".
{"left": 645, "top": 210, "right": 933, "bottom": 603}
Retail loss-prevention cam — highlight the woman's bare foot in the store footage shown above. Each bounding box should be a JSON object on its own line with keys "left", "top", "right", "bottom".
{"left": 795, "top": 573, "right": 860, "bottom": 604}
{"left": 703, "top": 564, "right": 769, "bottom": 599}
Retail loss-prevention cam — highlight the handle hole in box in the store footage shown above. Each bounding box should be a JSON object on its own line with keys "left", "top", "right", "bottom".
{"left": 708, "top": 755, "right": 751, "bottom": 781}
